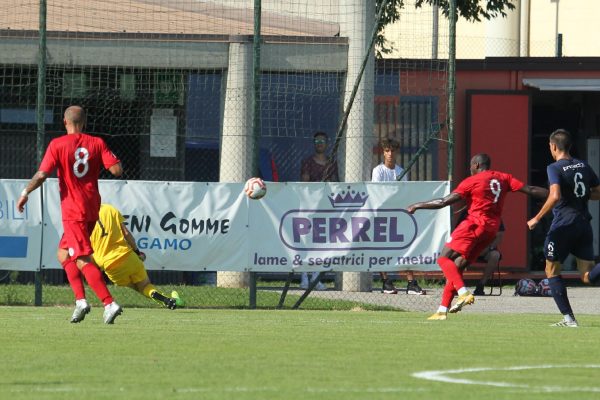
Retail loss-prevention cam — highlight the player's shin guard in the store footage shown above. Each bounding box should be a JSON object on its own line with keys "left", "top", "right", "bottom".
{"left": 61, "top": 259, "right": 86, "bottom": 300}
{"left": 548, "top": 276, "right": 574, "bottom": 317}
{"left": 438, "top": 256, "right": 465, "bottom": 291}
{"left": 81, "top": 263, "right": 113, "bottom": 306}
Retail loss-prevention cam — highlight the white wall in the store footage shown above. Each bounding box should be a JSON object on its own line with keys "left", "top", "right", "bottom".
{"left": 382, "top": 0, "right": 600, "bottom": 59}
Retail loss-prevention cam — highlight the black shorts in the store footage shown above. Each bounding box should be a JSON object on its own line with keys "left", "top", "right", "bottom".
{"left": 544, "top": 220, "right": 594, "bottom": 262}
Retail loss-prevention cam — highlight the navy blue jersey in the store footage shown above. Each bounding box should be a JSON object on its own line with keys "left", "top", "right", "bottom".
{"left": 547, "top": 158, "right": 600, "bottom": 226}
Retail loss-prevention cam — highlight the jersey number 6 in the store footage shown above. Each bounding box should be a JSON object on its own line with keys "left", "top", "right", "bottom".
{"left": 574, "top": 172, "right": 586, "bottom": 198}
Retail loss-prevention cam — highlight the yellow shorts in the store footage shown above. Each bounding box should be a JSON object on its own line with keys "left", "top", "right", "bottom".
{"left": 104, "top": 251, "right": 149, "bottom": 287}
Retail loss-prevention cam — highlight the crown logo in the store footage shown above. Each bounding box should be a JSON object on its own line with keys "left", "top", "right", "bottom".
{"left": 328, "top": 186, "right": 368, "bottom": 208}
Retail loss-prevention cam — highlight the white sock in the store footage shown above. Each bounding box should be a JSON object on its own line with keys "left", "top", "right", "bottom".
{"left": 457, "top": 287, "right": 468, "bottom": 296}
{"left": 564, "top": 314, "right": 575, "bottom": 323}
{"left": 437, "top": 306, "right": 448, "bottom": 313}
{"left": 76, "top": 299, "right": 88, "bottom": 307}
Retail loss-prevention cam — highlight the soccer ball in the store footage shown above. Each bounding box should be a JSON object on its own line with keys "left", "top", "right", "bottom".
{"left": 244, "top": 177, "right": 267, "bottom": 200}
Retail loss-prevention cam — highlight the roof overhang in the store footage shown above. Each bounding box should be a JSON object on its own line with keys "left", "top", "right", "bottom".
{"left": 523, "top": 78, "right": 600, "bottom": 91}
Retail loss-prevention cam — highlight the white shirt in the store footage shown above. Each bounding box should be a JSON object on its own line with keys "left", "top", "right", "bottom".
{"left": 371, "top": 163, "right": 408, "bottom": 182}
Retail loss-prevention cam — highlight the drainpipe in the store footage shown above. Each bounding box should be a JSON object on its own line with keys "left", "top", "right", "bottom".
{"left": 519, "top": 0, "right": 530, "bottom": 57}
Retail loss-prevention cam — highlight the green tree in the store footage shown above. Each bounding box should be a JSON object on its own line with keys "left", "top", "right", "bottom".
{"left": 376, "top": 0, "right": 516, "bottom": 56}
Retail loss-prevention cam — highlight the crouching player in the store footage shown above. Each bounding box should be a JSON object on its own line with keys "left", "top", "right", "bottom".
{"left": 90, "top": 204, "right": 183, "bottom": 309}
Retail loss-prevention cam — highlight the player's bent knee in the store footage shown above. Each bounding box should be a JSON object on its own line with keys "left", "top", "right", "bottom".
{"left": 134, "top": 278, "right": 152, "bottom": 293}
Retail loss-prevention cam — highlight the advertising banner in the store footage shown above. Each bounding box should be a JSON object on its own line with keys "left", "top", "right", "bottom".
{"left": 248, "top": 181, "right": 450, "bottom": 272}
{"left": 0, "top": 180, "right": 43, "bottom": 271}
{"left": 1, "top": 179, "right": 450, "bottom": 272}
{"left": 42, "top": 179, "right": 248, "bottom": 270}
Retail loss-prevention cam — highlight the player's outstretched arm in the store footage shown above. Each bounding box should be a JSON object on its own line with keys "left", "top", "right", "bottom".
{"left": 406, "top": 192, "right": 462, "bottom": 214}
{"left": 17, "top": 171, "right": 49, "bottom": 213}
{"left": 527, "top": 184, "right": 560, "bottom": 230}
{"left": 518, "top": 184, "right": 548, "bottom": 199}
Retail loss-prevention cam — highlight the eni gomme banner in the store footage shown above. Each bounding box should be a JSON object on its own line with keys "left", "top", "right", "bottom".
{"left": 41, "top": 179, "right": 248, "bottom": 270}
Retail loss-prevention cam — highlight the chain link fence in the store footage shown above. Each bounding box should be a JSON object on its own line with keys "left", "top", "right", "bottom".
{"left": 1, "top": 0, "right": 450, "bottom": 311}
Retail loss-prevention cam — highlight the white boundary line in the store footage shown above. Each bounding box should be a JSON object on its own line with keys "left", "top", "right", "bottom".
{"left": 412, "top": 364, "right": 600, "bottom": 393}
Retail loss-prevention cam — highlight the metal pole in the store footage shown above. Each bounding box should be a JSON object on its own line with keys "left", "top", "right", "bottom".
{"left": 447, "top": 0, "right": 456, "bottom": 182}
{"left": 328, "top": 0, "right": 390, "bottom": 164}
{"left": 34, "top": 0, "right": 47, "bottom": 307}
{"left": 252, "top": 0, "right": 261, "bottom": 176}
{"left": 432, "top": 4, "right": 439, "bottom": 59}
{"left": 249, "top": 0, "right": 262, "bottom": 309}
{"left": 248, "top": 272, "right": 257, "bottom": 309}
{"left": 554, "top": 0, "right": 560, "bottom": 57}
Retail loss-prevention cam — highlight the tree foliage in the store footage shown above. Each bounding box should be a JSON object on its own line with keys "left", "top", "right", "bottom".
{"left": 375, "top": 0, "right": 516, "bottom": 57}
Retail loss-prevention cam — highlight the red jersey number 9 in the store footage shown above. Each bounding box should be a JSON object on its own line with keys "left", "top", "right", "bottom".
{"left": 73, "top": 147, "right": 90, "bottom": 178}
{"left": 489, "top": 178, "right": 501, "bottom": 203}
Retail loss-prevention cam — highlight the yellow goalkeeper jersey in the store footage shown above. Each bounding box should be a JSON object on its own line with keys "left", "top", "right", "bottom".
{"left": 91, "top": 204, "right": 130, "bottom": 270}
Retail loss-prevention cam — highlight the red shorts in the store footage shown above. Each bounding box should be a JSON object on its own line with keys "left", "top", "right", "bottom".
{"left": 59, "top": 220, "right": 96, "bottom": 259}
{"left": 446, "top": 219, "right": 497, "bottom": 264}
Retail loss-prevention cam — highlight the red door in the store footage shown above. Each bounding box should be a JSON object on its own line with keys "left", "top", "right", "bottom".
{"left": 467, "top": 91, "right": 531, "bottom": 269}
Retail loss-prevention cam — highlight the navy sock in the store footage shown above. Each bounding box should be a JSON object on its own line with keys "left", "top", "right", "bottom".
{"left": 548, "top": 276, "right": 573, "bottom": 316}
{"left": 588, "top": 263, "right": 600, "bottom": 285}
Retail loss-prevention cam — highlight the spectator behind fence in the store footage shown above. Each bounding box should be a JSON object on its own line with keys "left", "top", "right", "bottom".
{"left": 17, "top": 105, "right": 124, "bottom": 324}
{"left": 372, "top": 137, "right": 425, "bottom": 295}
{"left": 299, "top": 131, "right": 339, "bottom": 290}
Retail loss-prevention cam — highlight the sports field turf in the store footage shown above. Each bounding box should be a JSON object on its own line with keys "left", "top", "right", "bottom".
{"left": 1, "top": 307, "right": 599, "bottom": 400}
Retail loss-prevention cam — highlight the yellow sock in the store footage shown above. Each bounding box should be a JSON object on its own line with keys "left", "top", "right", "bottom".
{"left": 143, "top": 284, "right": 158, "bottom": 299}
{"left": 143, "top": 284, "right": 171, "bottom": 306}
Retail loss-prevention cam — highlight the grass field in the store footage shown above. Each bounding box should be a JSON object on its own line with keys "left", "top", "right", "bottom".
{"left": 1, "top": 307, "right": 600, "bottom": 400}
{"left": 0, "top": 283, "right": 406, "bottom": 311}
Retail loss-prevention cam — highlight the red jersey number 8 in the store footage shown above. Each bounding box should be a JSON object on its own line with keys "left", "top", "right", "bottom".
{"left": 489, "top": 178, "right": 501, "bottom": 203}
{"left": 73, "top": 147, "right": 90, "bottom": 178}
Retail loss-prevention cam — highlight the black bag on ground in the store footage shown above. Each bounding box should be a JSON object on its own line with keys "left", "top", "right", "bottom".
{"left": 514, "top": 278, "right": 539, "bottom": 296}
{"left": 537, "top": 278, "right": 553, "bottom": 296}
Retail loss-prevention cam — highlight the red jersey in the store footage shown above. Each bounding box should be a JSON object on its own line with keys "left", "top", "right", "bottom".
{"left": 453, "top": 170, "right": 524, "bottom": 231}
{"left": 39, "top": 133, "right": 120, "bottom": 222}
{"left": 300, "top": 156, "right": 339, "bottom": 182}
